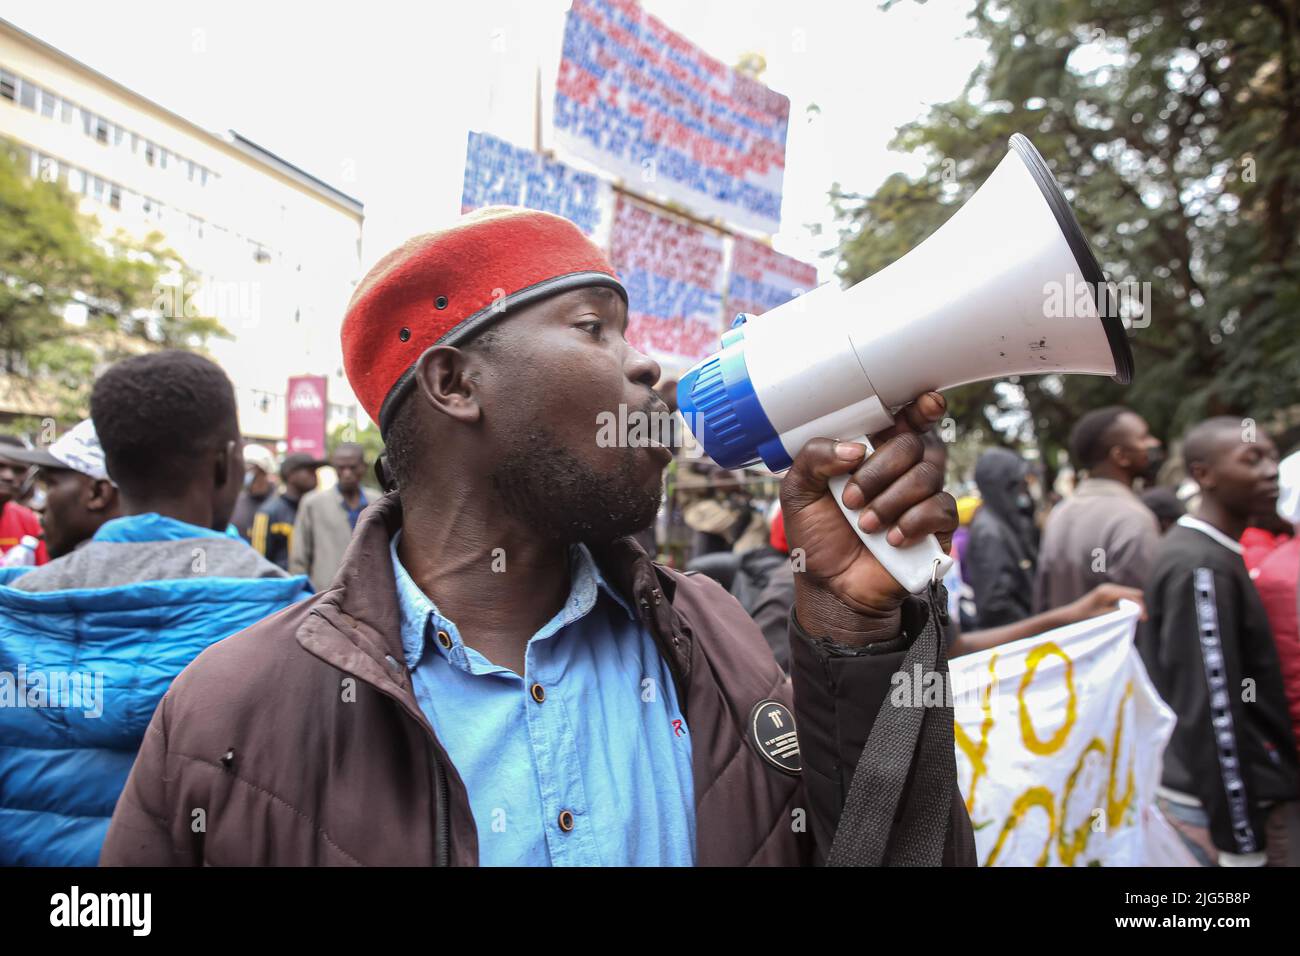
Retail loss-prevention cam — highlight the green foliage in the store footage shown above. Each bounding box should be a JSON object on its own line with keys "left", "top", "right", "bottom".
{"left": 327, "top": 419, "right": 384, "bottom": 464}
{"left": 835, "top": 0, "right": 1300, "bottom": 469}
{"left": 0, "top": 144, "right": 227, "bottom": 420}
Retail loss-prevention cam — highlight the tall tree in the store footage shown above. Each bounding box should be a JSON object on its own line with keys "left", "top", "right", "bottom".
{"left": 834, "top": 0, "right": 1300, "bottom": 472}
{"left": 0, "top": 144, "right": 226, "bottom": 420}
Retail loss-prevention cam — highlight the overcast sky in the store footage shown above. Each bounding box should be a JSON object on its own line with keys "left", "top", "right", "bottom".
{"left": 2, "top": 0, "right": 986, "bottom": 280}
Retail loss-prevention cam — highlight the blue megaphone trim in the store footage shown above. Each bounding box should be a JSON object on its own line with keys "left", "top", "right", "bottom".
{"left": 677, "top": 325, "right": 793, "bottom": 473}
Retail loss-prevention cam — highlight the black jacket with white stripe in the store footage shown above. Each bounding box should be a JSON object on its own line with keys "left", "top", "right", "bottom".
{"left": 1138, "top": 519, "right": 1299, "bottom": 856}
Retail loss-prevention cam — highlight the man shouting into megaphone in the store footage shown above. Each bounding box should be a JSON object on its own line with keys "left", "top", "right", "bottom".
{"left": 102, "top": 207, "right": 975, "bottom": 867}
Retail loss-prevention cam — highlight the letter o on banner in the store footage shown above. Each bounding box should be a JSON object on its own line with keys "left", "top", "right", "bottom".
{"left": 1017, "top": 642, "right": 1076, "bottom": 755}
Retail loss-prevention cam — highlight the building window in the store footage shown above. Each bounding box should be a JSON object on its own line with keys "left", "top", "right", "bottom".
{"left": 140, "top": 196, "right": 165, "bottom": 222}
{"left": 0, "top": 70, "right": 15, "bottom": 101}
{"left": 18, "top": 78, "right": 36, "bottom": 110}
{"left": 59, "top": 99, "right": 72, "bottom": 123}
{"left": 39, "top": 89, "right": 56, "bottom": 118}
{"left": 108, "top": 185, "right": 121, "bottom": 210}
{"left": 144, "top": 143, "right": 156, "bottom": 166}
{"left": 158, "top": 149, "right": 167, "bottom": 169}
{"left": 94, "top": 119, "right": 109, "bottom": 144}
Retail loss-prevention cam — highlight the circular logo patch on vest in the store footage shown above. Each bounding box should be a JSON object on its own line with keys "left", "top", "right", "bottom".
{"left": 750, "top": 699, "right": 801, "bottom": 774}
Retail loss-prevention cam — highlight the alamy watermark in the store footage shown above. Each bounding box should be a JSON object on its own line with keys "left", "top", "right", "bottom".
{"left": 1043, "top": 274, "right": 1151, "bottom": 328}
{"left": 595, "top": 404, "right": 709, "bottom": 458}
{"left": 0, "top": 665, "right": 104, "bottom": 718}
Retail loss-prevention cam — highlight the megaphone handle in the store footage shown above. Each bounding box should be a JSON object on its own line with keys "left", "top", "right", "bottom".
{"left": 826, "top": 433, "right": 955, "bottom": 595}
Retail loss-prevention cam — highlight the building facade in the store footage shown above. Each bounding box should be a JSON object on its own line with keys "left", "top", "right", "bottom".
{"left": 0, "top": 18, "right": 364, "bottom": 441}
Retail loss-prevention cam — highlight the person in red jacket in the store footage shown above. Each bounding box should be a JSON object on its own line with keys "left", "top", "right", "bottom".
{"left": 0, "top": 436, "right": 49, "bottom": 565}
{"left": 1255, "top": 449, "right": 1300, "bottom": 768}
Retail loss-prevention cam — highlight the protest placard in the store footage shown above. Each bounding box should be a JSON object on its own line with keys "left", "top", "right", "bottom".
{"left": 462, "top": 130, "right": 613, "bottom": 239}
{"left": 609, "top": 194, "right": 725, "bottom": 366}
{"left": 725, "top": 234, "right": 818, "bottom": 319}
{"left": 948, "top": 603, "right": 1190, "bottom": 866}
{"left": 555, "top": 0, "right": 789, "bottom": 233}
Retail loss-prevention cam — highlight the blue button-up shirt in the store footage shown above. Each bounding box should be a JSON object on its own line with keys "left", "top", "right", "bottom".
{"left": 340, "top": 488, "right": 368, "bottom": 531}
{"left": 390, "top": 534, "right": 696, "bottom": 866}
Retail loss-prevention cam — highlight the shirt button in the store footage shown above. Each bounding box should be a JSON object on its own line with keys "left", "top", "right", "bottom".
{"left": 558, "top": 810, "right": 575, "bottom": 832}
{"left": 530, "top": 683, "right": 546, "bottom": 704}
{"left": 435, "top": 629, "right": 452, "bottom": 650}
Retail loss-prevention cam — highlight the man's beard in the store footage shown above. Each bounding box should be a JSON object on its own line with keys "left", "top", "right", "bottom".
{"left": 1139, "top": 448, "right": 1166, "bottom": 485}
{"left": 489, "top": 424, "right": 663, "bottom": 546}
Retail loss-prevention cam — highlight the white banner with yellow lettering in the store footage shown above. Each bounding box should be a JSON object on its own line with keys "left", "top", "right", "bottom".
{"left": 951, "top": 601, "right": 1190, "bottom": 866}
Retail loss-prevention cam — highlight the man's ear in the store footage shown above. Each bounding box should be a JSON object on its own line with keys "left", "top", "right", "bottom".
{"left": 412, "top": 345, "right": 482, "bottom": 424}
{"left": 375, "top": 455, "right": 396, "bottom": 493}
{"left": 1188, "top": 459, "right": 1212, "bottom": 490}
{"left": 86, "top": 478, "right": 118, "bottom": 514}
{"left": 214, "top": 439, "right": 238, "bottom": 489}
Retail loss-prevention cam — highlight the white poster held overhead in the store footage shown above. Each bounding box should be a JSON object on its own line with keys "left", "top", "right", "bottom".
{"left": 949, "top": 602, "right": 1190, "bottom": 866}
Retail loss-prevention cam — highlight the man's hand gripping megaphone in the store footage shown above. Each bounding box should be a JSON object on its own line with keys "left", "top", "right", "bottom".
{"left": 779, "top": 390, "right": 957, "bottom": 643}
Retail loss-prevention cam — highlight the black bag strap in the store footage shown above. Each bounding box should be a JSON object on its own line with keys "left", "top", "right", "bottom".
{"left": 827, "top": 580, "right": 955, "bottom": 866}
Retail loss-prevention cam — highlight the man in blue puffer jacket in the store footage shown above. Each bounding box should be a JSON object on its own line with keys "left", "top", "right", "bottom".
{"left": 0, "top": 351, "right": 313, "bottom": 866}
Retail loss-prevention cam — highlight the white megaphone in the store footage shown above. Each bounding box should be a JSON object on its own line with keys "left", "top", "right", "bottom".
{"left": 678, "top": 134, "right": 1133, "bottom": 594}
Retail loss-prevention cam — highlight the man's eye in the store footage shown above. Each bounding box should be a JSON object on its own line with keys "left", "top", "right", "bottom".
{"left": 578, "top": 319, "right": 603, "bottom": 336}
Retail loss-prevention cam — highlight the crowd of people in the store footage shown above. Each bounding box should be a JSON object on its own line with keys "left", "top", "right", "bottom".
{"left": 0, "top": 205, "right": 1296, "bottom": 868}
{"left": 678, "top": 402, "right": 1300, "bottom": 867}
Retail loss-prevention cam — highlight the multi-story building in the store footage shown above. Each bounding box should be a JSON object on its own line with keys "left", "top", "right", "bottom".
{"left": 0, "top": 17, "right": 364, "bottom": 442}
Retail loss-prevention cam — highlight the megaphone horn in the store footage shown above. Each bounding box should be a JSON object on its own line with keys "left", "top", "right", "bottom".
{"left": 678, "top": 134, "right": 1134, "bottom": 594}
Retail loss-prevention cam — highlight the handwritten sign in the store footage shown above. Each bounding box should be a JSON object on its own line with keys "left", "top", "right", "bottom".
{"left": 948, "top": 603, "right": 1191, "bottom": 866}
{"left": 610, "top": 194, "right": 725, "bottom": 366}
{"left": 555, "top": 0, "right": 790, "bottom": 233}
{"left": 462, "top": 130, "right": 612, "bottom": 238}
{"left": 725, "top": 235, "right": 818, "bottom": 319}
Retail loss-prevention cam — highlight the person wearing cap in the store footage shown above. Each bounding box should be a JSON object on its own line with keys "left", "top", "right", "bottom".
{"left": 231, "top": 443, "right": 278, "bottom": 543}
{"left": 0, "top": 436, "right": 48, "bottom": 566}
{"left": 0, "top": 419, "right": 120, "bottom": 560}
{"left": 250, "top": 452, "right": 324, "bottom": 571}
{"left": 0, "top": 351, "right": 312, "bottom": 866}
{"left": 103, "top": 207, "right": 973, "bottom": 867}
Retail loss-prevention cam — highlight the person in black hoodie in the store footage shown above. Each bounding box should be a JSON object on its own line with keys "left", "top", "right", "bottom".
{"left": 966, "top": 446, "right": 1038, "bottom": 628}
{"left": 1139, "top": 417, "right": 1299, "bottom": 866}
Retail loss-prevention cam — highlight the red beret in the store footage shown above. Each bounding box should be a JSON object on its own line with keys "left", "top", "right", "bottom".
{"left": 342, "top": 206, "right": 625, "bottom": 433}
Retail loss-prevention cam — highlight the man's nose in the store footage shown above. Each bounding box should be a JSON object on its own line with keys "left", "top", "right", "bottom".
{"left": 625, "top": 342, "right": 661, "bottom": 390}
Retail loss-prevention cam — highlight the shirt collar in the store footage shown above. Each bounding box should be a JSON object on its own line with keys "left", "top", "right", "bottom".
{"left": 1177, "top": 514, "right": 1244, "bottom": 555}
{"left": 1075, "top": 477, "right": 1141, "bottom": 500}
{"left": 93, "top": 512, "right": 234, "bottom": 544}
{"left": 337, "top": 486, "right": 367, "bottom": 508}
{"left": 389, "top": 532, "right": 636, "bottom": 671}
